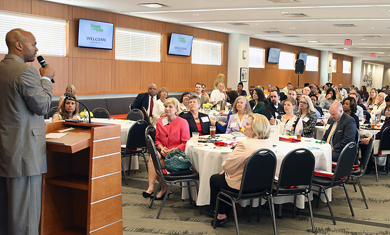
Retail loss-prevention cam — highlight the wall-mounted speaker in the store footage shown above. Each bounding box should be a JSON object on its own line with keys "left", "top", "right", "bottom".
{"left": 295, "top": 59, "right": 304, "bottom": 74}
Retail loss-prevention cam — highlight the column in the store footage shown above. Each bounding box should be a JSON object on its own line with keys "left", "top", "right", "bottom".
{"left": 227, "top": 33, "right": 249, "bottom": 90}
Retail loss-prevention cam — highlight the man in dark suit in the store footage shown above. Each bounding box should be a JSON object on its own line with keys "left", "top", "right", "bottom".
{"left": 0, "top": 28, "right": 55, "bottom": 235}
{"left": 264, "top": 89, "right": 285, "bottom": 124}
{"left": 132, "top": 83, "right": 159, "bottom": 119}
{"left": 322, "top": 102, "right": 357, "bottom": 162}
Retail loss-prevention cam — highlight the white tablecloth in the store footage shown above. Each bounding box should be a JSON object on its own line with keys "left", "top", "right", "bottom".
{"left": 207, "top": 110, "right": 228, "bottom": 122}
{"left": 184, "top": 136, "right": 332, "bottom": 208}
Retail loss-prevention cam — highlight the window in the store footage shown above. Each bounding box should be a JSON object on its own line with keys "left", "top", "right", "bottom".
{"left": 306, "top": 55, "right": 318, "bottom": 72}
{"left": 278, "top": 51, "right": 295, "bottom": 70}
{"left": 191, "top": 39, "right": 222, "bottom": 65}
{"left": 332, "top": 59, "right": 337, "bottom": 73}
{"left": 0, "top": 11, "right": 66, "bottom": 57}
{"left": 248, "top": 47, "right": 265, "bottom": 68}
{"left": 115, "top": 28, "right": 161, "bottom": 62}
{"left": 343, "top": 60, "right": 351, "bottom": 74}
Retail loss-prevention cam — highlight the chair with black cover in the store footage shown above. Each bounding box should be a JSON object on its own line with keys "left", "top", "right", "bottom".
{"left": 273, "top": 148, "right": 315, "bottom": 233}
{"left": 121, "top": 120, "right": 149, "bottom": 184}
{"left": 373, "top": 126, "right": 390, "bottom": 181}
{"left": 145, "top": 134, "right": 199, "bottom": 219}
{"left": 126, "top": 109, "right": 144, "bottom": 121}
{"left": 92, "top": 107, "right": 110, "bottom": 118}
{"left": 145, "top": 125, "right": 156, "bottom": 142}
{"left": 312, "top": 142, "right": 357, "bottom": 225}
{"left": 45, "top": 106, "right": 58, "bottom": 119}
{"left": 348, "top": 136, "right": 374, "bottom": 209}
{"left": 213, "top": 149, "right": 277, "bottom": 235}
{"left": 142, "top": 107, "right": 151, "bottom": 124}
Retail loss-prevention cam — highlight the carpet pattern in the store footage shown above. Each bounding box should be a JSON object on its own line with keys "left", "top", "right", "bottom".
{"left": 122, "top": 165, "right": 390, "bottom": 235}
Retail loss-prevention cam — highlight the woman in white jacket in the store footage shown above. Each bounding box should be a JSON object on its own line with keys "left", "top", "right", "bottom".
{"left": 371, "top": 92, "right": 387, "bottom": 116}
{"left": 278, "top": 98, "right": 303, "bottom": 136}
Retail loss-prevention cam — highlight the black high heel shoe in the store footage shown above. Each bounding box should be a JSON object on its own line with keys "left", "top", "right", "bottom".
{"left": 142, "top": 191, "right": 154, "bottom": 198}
{"left": 153, "top": 191, "right": 172, "bottom": 200}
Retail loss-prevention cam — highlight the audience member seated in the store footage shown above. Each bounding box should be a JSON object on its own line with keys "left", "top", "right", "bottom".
{"left": 296, "top": 90, "right": 302, "bottom": 104}
{"left": 237, "top": 82, "right": 247, "bottom": 96}
{"left": 194, "top": 83, "right": 209, "bottom": 105}
{"left": 334, "top": 86, "right": 344, "bottom": 101}
{"left": 371, "top": 92, "right": 387, "bottom": 115}
{"left": 361, "top": 85, "right": 369, "bottom": 101}
{"left": 132, "top": 84, "right": 159, "bottom": 122}
{"left": 342, "top": 97, "right": 359, "bottom": 129}
{"left": 201, "top": 83, "right": 210, "bottom": 101}
{"left": 281, "top": 82, "right": 292, "bottom": 95}
{"left": 366, "top": 88, "right": 378, "bottom": 110}
{"left": 225, "top": 96, "right": 252, "bottom": 134}
{"left": 155, "top": 87, "right": 169, "bottom": 118}
{"left": 264, "top": 84, "right": 272, "bottom": 96}
{"left": 309, "top": 94, "right": 323, "bottom": 117}
{"left": 278, "top": 98, "right": 303, "bottom": 136}
{"left": 247, "top": 85, "right": 255, "bottom": 103}
{"left": 322, "top": 102, "right": 357, "bottom": 161}
{"left": 179, "top": 95, "right": 211, "bottom": 136}
{"left": 53, "top": 95, "right": 79, "bottom": 121}
{"left": 349, "top": 90, "right": 364, "bottom": 120}
{"left": 210, "top": 83, "right": 226, "bottom": 105}
{"left": 179, "top": 92, "right": 191, "bottom": 112}
{"left": 380, "top": 95, "right": 390, "bottom": 116}
{"left": 320, "top": 87, "right": 337, "bottom": 109}
{"left": 249, "top": 87, "right": 266, "bottom": 115}
{"left": 339, "top": 84, "right": 348, "bottom": 99}
{"left": 265, "top": 89, "right": 285, "bottom": 124}
{"left": 58, "top": 84, "right": 78, "bottom": 106}
{"left": 143, "top": 98, "right": 190, "bottom": 199}
{"left": 318, "top": 83, "right": 331, "bottom": 104}
{"left": 208, "top": 114, "right": 274, "bottom": 227}
{"left": 309, "top": 84, "right": 318, "bottom": 96}
{"left": 216, "top": 91, "right": 238, "bottom": 133}
{"left": 213, "top": 73, "right": 225, "bottom": 90}
{"left": 302, "top": 87, "right": 311, "bottom": 96}
{"left": 281, "top": 89, "right": 298, "bottom": 115}
{"left": 298, "top": 95, "right": 317, "bottom": 138}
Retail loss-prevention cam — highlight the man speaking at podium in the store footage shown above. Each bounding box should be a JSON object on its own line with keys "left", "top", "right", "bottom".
{"left": 0, "top": 29, "right": 55, "bottom": 235}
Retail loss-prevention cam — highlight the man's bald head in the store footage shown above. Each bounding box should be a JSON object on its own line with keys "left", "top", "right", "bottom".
{"left": 148, "top": 84, "right": 157, "bottom": 97}
{"left": 329, "top": 102, "right": 343, "bottom": 122}
{"left": 5, "top": 28, "right": 37, "bottom": 62}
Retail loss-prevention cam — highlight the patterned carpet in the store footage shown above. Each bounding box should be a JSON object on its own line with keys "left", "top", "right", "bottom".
{"left": 121, "top": 162, "right": 390, "bottom": 235}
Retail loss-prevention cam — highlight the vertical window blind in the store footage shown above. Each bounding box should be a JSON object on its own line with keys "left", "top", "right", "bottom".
{"left": 332, "top": 59, "right": 337, "bottom": 73}
{"left": 115, "top": 28, "right": 161, "bottom": 62}
{"left": 306, "top": 55, "right": 319, "bottom": 72}
{"left": 191, "top": 39, "right": 222, "bottom": 65}
{"left": 248, "top": 47, "right": 265, "bottom": 68}
{"left": 0, "top": 11, "right": 66, "bottom": 57}
{"left": 278, "top": 51, "right": 295, "bottom": 70}
{"left": 343, "top": 60, "right": 351, "bottom": 74}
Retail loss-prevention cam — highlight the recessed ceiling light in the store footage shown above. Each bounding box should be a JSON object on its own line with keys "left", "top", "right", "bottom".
{"left": 192, "top": 14, "right": 199, "bottom": 16}
{"left": 281, "top": 11, "right": 289, "bottom": 14}
{"left": 361, "top": 38, "right": 366, "bottom": 40}
{"left": 369, "top": 27, "right": 375, "bottom": 29}
{"left": 343, "top": 48, "right": 348, "bottom": 50}
{"left": 255, "top": 23, "right": 259, "bottom": 25}
{"left": 138, "top": 3, "right": 168, "bottom": 8}
{"left": 308, "top": 40, "right": 318, "bottom": 43}
{"left": 289, "top": 27, "right": 295, "bottom": 29}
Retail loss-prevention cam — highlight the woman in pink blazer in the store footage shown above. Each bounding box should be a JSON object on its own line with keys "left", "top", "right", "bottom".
{"left": 143, "top": 98, "right": 190, "bottom": 200}
{"left": 208, "top": 114, "right": 274, "bottom": 227}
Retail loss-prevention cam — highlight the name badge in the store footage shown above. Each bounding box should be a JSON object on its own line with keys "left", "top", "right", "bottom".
{"left": 230, "top": 122, "right": 237, "bottom": 128}
{"left": 201, "top": 116, "right": 210, "bottom": 122}
{"left": 162, "top": 117, "right": 169, "bottom": 126}
{"left": 326, "top": 124, "right": 330, "bottom": 130}
{"left": 285, "top": 124, "right": 292, "bottom": 131}
{"left": 303, "top": 117, "right": 309, "bottom": 123}
{"left": 381, "top": 115, "right": 386, "bottom": 121}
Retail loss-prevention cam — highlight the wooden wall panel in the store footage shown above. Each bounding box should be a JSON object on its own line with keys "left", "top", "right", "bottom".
{"left": 32, "top": 0, "right": 70, "bottom": 20}
{"left": 193, "top": 28, "right": 209, "bottom": 40}
{"left": 0, "top": 0, "right": 31, "bottom": 14}
{"left": 72, "top": 58, "right": 113, "bottom": 94}
{"left": 72, "top": 6, "right": 115, "bottom": 22}
{"left": 164, "top": 63, "right": 192, "bottom": 91}
{"left": 115, "top": 14, "right": 142, "bottom": 30}
{"left": 140, "top": 62, "right": 164, "bottom": 89}
{"left": 142, "top": 18, "right": 165, "bottom": 34}
{"left": 332, "top": 53, "right": 352, "bottom": 86}
{"left": 113, "top": 60, "right": 141, "bottom": 92}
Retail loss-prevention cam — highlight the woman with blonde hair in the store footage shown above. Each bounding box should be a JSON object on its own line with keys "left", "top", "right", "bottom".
{"left": 298, "top": 95, "right": 317, "bottom": 138}
{"left": 213, "top": 73, "right": 225, "bottom": 90}
{"left": 371, "top": 92, "right": 387, "bottom": 115}
{"left": 366, "top": 88, "right": 378, "bottom": 110}
{"left": 279, "top": 98, "right": 303, "bottom": 136}
{"left": 59, "top": 84, "right": 78, "bottom": 105}
{"left": 53, "top": 95, "right": 79, "bottom": 121}
{"left": 225, "top": 96, "right": 252, "bottom": 134}
{"left": 155, "top": 87, "right": 169, "bottom": 118}
{"left": 208, "top": 114, "right": 274, "bottom": 227}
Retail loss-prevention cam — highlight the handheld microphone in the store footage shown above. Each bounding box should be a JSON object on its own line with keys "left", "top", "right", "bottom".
{"left": 37, "top": 55, "right": 55, "bottom": 83}
{"left": 64, "top": 93, "right": 92, "bottom": 123}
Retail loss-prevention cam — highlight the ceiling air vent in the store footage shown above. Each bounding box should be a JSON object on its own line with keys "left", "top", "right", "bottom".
{"left": 264, "top": 31, "right": 282, "bottom": 34}
{"left": 364, "top": 35, "right": 381, "bottom": 38}
{"left": 227, "top": 23, "right": 250, "bottom": 26}
{"left": 266, "top": 0, "right": 299, "bottom": 3}
{"left": 283, "top": 13, "right": 308, "bottom": 17}
{"left": 284, "top": 35, "right": 299, "bottom": 37}
{"left": 333, "top": 24, "right": 356, "bottom": 27}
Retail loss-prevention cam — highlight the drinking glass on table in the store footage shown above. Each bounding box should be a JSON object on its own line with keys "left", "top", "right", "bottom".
{"left": 296, "top": 129, "right": 303, "bottom": 140}
{"left": 210, "top": 126, "right": 216, "bottom": 138}
{"left": 192, "top": 132, "right": 199, "bottom": 145}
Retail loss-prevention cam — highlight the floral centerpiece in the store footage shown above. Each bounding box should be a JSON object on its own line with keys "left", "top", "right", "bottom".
{"left": 79, "top": 109, "right": 93, "bottom": 121}
{"left": 203, "top": 103, "right": 212, "bottom": 112}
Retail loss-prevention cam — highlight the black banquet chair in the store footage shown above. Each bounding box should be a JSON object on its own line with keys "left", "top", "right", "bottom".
{"left": 45, "top": 106, "right": 58, "bottom": 119}
{"left": 273, "top": 148, "right": 316, "bottom": 233}
{"left": 126, "top": 109, "right": 144, "bottom": 121}
{"left": 92, "top": 107, "right": 110, "bottom": 118}
{"left": 145, "top": 133, "right": 199, "bottom": 219}
{"left": 373, "top": 126, "right": 390, "bottom": 181}
{"left": 213, "top": 149, "right": 277, "bottom": 235}
{"left": 312, "top": 142, "right": 357, "bottom": 225}
{"left": 121, "top": 120, "right": 149, "bottom": 184}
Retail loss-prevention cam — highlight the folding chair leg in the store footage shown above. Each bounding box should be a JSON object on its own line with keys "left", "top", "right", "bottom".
{"left": 322, "top": 188, "right": 336, "bottom": 225}
{"left": 156, "top": 182, "right": 173, "bottom": 219}
{"left": 150, "top": 180, "right": 162, "bottom": 209}
{"left": 357, "top": 178, "right": 369, "bottom": 209}
{"left": 292, "top": 195, "right": 297, "bottom": 218}
{"left": 231, "top": 200, "right": 240, "bottom": 235}
{"left": 352, "top": 183, "right": 357, "bottom": 192}
{"left": 343, "top": 183, "right": 355, "bottom": 217}
{"left": 257, "top": 201, "right": 261, "bottom": 223}
{"left": 121, "top": 163, "right": 128, "bottom": 185}
{"left": 374, "top": 157, "right": 379, "bottom": 182}
{"left": 306, "top": 194, "right": 315, "bottom": 233}
{"left": 213, "top": 195, "right": 221, "bottom": 229}
{"left": 128, "top": 155, "right": 133, "bottom": 176}
{"left": 386, "top": 156, "right": 390, "bottom": 175}
{"left": 248, "top": 200, "right": 253, "bottom": 223}
{"left": 268, "top": 196, "right": 277, "bottom": 235}
{"left": 187, "top": 182, "right": 193, "bottom": 205}
{"left": 278, "top": 204, "right": 282, "bottom": 217}
{"left": 316, "top": 189, "right": 321, "bottom": 208}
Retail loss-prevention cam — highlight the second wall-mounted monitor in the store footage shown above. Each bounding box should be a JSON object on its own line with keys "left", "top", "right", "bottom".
{"left": 298, "top": 53, "right": 308, "bottom": 66}
{"left": 78, "top": 18, "right": 114, "bottom": 50}
{"left": 267, "top": 48, "right": 281, "bottom": 64}
{"left": 168, "top": 33, "right": 194, "bottom": 56}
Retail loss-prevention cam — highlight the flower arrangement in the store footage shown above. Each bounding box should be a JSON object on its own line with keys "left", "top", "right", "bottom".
{"left": 79, "top": 109, "right": 93, "bottom": 121}
{"left": 203, "top": 103, "right": 212, "bottom": 109}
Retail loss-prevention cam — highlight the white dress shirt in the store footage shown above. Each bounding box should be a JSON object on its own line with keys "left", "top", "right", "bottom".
{"left": 210, "top": 90, "right": 225, "bottom": 103}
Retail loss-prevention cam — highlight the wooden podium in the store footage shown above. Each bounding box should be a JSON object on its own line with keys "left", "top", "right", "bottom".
{"left": 41, "top": 121, "right": 123, "bottom": 235}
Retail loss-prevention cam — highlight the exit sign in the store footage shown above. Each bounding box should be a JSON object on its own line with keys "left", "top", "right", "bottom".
{"left": 344, "top": 39, "right": 352, "bottom": 46}
{"left": 371, "top": 53, "right": 375, "bottom": 57}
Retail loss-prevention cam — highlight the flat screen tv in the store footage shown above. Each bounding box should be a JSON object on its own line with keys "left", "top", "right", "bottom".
{"left": 267, "top": 48, "right": 281, "bottom": 64}
{"left": 78, "top": 19, "right": 114, "bottom": 50}
{"left": 298, "top": 52, "right": 308, "bottom": 66}
{"left": 168, "top": 33, "right": 194, "bottom": 56}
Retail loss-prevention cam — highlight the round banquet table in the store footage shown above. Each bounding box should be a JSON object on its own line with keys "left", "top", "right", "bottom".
{"left": 184, "top": 135, "right": 332, "bottom": 209}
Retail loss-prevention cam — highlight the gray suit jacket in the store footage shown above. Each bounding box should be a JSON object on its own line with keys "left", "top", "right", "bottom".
{"left": 0, "top": 54, "right": 52, "bottom": 178}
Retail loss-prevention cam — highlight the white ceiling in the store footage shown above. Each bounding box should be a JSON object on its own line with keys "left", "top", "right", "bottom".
{"left": 45, "top": 0, "right": 390, "bottom": 62}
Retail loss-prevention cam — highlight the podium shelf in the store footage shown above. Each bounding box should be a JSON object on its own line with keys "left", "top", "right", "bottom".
{"left": 46, "top": 226, "right": 86, "bottom": 235}
{"left": 46, "top": 173, "right": 88, "bottom": 190}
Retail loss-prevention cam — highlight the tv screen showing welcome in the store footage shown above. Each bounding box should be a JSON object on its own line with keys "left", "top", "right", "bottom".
{"left": 78, "top": 19, "right": 114, "bottom": 50}
{"left": 298, "top": 53, "right": 308, "bottom": 66}
{"left": 267, "top": 48, "right": 281, "bottom": 64}
{"left": 168, "top": 33, "right": 194, "bottom": 56}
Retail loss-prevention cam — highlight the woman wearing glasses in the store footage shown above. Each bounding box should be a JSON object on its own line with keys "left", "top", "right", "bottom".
{"left": 298, "top": 95, "right": 317, "bottom": 138}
